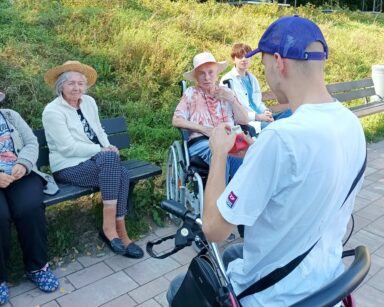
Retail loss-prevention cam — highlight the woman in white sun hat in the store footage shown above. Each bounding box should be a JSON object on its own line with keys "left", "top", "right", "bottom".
{"left": 42, "top": 61, "right": 143, "bottom": 259}
{"left": 172, "top": 52, "right": 249, "bottom": 182}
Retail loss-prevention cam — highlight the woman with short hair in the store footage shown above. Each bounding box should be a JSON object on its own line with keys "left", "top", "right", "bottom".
{"left": 42, "top": 61, "right": 143, "bottom": 259}
{"left": 172, "top": 52, "right": 249, "bottom": 182}
{"left": 0, "top": 91, "right": 59, "bottom": 305}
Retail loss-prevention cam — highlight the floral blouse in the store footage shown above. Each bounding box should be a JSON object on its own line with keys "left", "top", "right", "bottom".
{"left": 173, "top": 86, "right": 235, "bottom": 141}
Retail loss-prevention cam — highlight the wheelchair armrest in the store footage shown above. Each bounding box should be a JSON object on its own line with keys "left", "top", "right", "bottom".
{"left": 189, "top": 155, "right": 209, "bottom": 176}
{"left": 291, "top": 246, "right": 371, "bottom": 307}
{"left": 240, "top": 124, "right": 258, "bottom": 138}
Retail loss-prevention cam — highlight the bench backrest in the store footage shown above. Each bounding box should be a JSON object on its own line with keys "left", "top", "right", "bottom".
{"left": 34, "top": 116, "right": 130, "bottom": 169}
{"left": 326, "top": 78, "right": 376, "bottom": 102}
{"left": 262, "top": 78, "right": 376, "bottom": 103}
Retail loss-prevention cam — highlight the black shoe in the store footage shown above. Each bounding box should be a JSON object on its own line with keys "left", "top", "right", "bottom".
{"left": 99, "top": 231, "right": 126, "bottom": 255}
{"left": 124, "top": 242, "right": 144, "bottom": 258}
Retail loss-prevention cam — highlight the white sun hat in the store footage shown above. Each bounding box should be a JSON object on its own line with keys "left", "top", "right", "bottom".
{"left": 183, "top": 52, "right": 228, "bottom": 81}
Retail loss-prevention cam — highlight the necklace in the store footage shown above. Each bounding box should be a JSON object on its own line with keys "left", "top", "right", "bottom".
{"left": 201, "top": 88, "right": 227, "bottom": 127}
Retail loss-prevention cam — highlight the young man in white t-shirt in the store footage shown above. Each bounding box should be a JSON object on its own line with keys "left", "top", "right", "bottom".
{"left": 167, "top": 16, "right": 366, "bottom": 306}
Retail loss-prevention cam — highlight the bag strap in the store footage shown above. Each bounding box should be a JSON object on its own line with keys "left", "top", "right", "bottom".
{"left": 341, "top": 149, "right": 367, "bottom": 208}
{"left": 237, "top": 241, "right": 317, "bottom": 300}
{"left": 237, "top": 149, "right": 367, "bottom": 300}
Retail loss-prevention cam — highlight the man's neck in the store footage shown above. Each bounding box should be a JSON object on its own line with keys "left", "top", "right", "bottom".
{"left": 286, "top": 81, "right": 334, "bottom": 112}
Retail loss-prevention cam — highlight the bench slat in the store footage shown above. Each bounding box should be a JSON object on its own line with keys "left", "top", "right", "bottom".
{"left": 122, "top": 160, "right": 162, "bottom": 182}
{"left": 44, "top": 184, "right": 98, "bottom": 206}
{"left": 332, "top": 88, "right": 376, "bottom": 102}
{"left": 37, "top": 147, "right": 50, "bottom": 169}
{"left": 34, "top": 128, "right": 46, "bottom": 146}
{"left": 326, "top": 78, "right": 374, "bottom": 93}
{"left": 44, "top": 159, "right": 162, "bottom": 206}
{"left": 101, "top": 117, "right": 127, "bottom": 134}
{"left": 108, "top": 134, "right": 130, "bottom": 149}
{"left": 350, "top": 101, "right": 384, "bottom": 118}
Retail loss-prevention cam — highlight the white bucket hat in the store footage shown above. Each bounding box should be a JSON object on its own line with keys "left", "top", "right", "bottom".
{"left": 183, "top": 52, "right": 228, "bottom": 81}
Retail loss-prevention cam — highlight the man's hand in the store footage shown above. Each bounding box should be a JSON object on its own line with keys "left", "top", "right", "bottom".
{"left": 0, "top": 172, "right": 15, "bottom": 188}
{"left": 11, "top": 164, "right": 27, "bottom": 180}
{"left": 209, "top": 124, "right": 236, "bottom": 156}
{"left": 213, "top": 87, "right": 236, "bottom": 104}
{"left": 230, "top": 132, "right": 255, "bottom": 158}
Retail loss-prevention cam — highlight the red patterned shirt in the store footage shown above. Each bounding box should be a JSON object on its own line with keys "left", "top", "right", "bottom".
{"left": 173, "top": 86, "right": 235, "bottom": 141}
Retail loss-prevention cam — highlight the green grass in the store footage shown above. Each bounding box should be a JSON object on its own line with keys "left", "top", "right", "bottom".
{"left": 2, "top": 0, "right": 384, "bottom": 282}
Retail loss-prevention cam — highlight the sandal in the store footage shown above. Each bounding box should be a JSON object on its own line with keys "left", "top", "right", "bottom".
{"left": 0, "top": 282, "right": 9, "bottom": 305}
{"left": 26, "top": 266, "right": 59, "bottom": 293}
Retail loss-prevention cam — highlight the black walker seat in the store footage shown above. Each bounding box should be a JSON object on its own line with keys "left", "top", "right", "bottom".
{"left": 34, "top": 116, "right": 162, "bottom": 207}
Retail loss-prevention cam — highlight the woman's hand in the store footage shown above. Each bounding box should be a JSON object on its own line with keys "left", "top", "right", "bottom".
{"left": 11, "top": 164, "right": 27, "bottom": 180}
{"left": 101, "top": 145, "right": 119, "bottom": 155}
{"left": 0, "top": 172, "right": 15, "bottom": 188}
{"left": 201, "top": 126, "right": 213, "bottom": 137}
{"left": 214, "top": 87, "right": 236, "bottom": 104}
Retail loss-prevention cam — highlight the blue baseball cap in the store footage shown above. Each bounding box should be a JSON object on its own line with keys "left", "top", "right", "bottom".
{"left": 246, "top": 15, "right": 328, "bottom": 60}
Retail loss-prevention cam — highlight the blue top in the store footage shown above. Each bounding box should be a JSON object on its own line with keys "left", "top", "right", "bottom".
{"left": 0, "top": 113, "right": 17, "bottom": 174}
{"left": 241, "top": 75, "right": 262, "bottom": 114}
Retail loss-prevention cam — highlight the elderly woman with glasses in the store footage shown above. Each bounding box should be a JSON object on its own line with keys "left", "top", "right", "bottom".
{"left": 172, "top": 52, "right": 249, "bottom": 182}
{"left": 42, "top": 61, "right": 143, "bottom": 259}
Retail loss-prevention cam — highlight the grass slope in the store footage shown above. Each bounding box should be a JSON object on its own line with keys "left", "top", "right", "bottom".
{"left": 1, "top": 0, "right": 383, "bottom": 281}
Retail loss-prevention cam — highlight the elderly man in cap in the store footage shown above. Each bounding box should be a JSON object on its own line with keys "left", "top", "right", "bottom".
{"left": 172, "top": 52, "right": 249, "bottom": 182}
{"left": 168, "top": 16, "right": 366, "bottom": 306}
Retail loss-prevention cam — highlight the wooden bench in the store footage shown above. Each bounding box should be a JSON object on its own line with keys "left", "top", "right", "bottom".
{"left": 227, "top": 0, "right": 290, "bottom": 7}
{"left": 263, "top": 78, "right": 384, "bottom": 118}
{"left": 34, "top": 116, "right": 162, "bottom": 207}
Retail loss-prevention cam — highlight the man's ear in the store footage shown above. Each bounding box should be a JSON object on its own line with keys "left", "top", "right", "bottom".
{"left": 273, "top": 53, "right": 288, "bottom": 77}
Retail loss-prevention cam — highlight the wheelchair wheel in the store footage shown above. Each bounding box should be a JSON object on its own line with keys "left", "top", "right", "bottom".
{"left": 166, "top": 143, "right": 185, "bottom": 226}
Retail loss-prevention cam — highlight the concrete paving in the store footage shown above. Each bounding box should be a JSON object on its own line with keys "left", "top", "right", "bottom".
{"left": 5, "top": 140, "right": 384, "bottom": 307}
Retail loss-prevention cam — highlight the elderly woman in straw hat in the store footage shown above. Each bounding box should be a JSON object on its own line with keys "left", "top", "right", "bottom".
{"left": 172, "top": 52, "right": 249, "bottom": 182}
{"left": 42, "top": 61, "right": 143, "bottom": 259}
{"left": 0, "top": 91, "right": 59, "bottom": 305}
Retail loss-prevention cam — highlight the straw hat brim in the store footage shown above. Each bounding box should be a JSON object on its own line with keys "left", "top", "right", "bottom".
{"left": 44, "top": 62, "right": 97, "bottom": 88}
{"left": 183, "top": 61, "right": 228, "bottom": 81}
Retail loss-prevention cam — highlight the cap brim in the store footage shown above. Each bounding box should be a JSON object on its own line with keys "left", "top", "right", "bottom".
{"left": 245, "top": 48, "right": 261, "bottom": 58}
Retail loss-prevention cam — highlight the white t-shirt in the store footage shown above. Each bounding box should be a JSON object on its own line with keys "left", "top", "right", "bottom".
{"left": 217, "top": 101, "right": 366, "bottom": 306}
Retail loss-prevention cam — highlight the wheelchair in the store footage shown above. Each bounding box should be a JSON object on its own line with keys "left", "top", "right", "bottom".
{"left": 165, "top": 127, "right": 209, "bottom": 225}
{"left": 165, "top": 80, "right": 257, "bottom": 226}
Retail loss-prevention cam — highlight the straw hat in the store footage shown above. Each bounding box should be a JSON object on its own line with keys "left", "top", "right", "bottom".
{"left": 44, "top": 60, "right": 97, "bottom": 87}
{"left": 183, "top": 52, "right": 227, "bottom": 81}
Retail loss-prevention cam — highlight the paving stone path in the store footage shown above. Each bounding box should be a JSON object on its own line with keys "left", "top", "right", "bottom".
{"left": 4, "top": 140, "right": 384, "bottom": 307}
